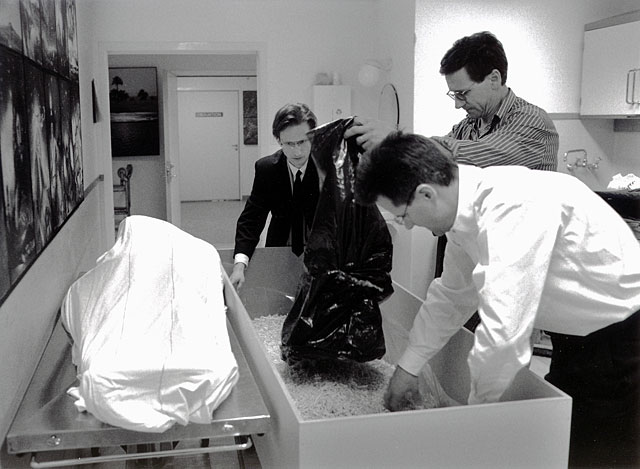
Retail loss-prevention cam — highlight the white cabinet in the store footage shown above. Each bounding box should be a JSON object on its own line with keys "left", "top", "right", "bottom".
{"left": 312, "top": 85, "right": 351, "bottom": 125}
{"left": 580, "top": 14, "right": 640, "bottom": 117}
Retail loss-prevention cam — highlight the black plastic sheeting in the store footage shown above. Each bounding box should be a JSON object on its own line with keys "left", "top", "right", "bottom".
{"left": 281, "top": 117, "right": 394, "bottom": 364}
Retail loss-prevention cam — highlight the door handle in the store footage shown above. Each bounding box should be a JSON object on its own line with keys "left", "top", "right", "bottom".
{"left": 626, "top": 69, "right": 640, "bottom": 105}
{"left": 232, "top": 144, "right": 239, "bottom": 151}
{"left": 165, "top": 162, "right": 176, "bottom": 179}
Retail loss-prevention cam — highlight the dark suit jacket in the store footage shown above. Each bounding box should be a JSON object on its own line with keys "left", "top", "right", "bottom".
{"left": 234, "top": 150, "right": 319, "bottom": 260}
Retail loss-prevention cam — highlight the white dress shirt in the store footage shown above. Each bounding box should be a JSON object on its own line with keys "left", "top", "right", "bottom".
{"left": 398, "top": 165, "right": 640, "bottom": 405}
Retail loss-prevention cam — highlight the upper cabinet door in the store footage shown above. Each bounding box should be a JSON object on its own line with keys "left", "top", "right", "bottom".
{"left": 580, "top": 19, "right": 640, "bottom": 117}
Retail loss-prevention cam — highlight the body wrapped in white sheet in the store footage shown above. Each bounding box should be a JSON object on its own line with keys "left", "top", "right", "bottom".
{"left": 61, "top": 215, "right": 238, "bottom": 432}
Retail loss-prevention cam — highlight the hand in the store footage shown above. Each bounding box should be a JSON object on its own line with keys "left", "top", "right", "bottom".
{"left": 344, "top": 117, "right": 397, "bottom": 152}
{"left": 383, "top": 365, "right": 420, "bottom": 411}
{"left": 229, "top": 263, "right": 246, "bottom": 290}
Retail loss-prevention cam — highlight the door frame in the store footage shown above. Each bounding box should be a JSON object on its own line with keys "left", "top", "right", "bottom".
{"left": 94, "top": 41, "right": 268, "bottom": 236}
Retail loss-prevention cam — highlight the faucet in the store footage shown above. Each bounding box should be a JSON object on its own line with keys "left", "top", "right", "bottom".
{"left": 563, "top": 149, "right": 600, "bottom": 172}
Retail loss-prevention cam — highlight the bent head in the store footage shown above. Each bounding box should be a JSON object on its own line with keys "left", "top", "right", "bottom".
{"left": 440, "top": 31, "right": 508, "bottom": 119}
{"left": 355, "top": 132, "right": 459, "bottom": 236}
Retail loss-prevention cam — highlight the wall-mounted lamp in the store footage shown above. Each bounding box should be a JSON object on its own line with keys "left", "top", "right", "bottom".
{"left": 358, "top": 58, "right": 393, "bottom": 87}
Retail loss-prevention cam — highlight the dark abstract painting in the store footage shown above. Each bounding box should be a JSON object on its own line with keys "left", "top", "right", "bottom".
{"left": 0, "top": 47, "right": 36, "bottom": 285}
{"left": 0, "top": 0, "right": 23, "bottom": 53}
{"left": 0, "top": 0, "right": 83, "bottom": 306}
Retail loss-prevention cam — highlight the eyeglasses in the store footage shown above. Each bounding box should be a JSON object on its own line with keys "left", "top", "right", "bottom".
{"left": 281, "top": 138, "right": 310, "bottom": 150}
{"left": 446, "top": 82, "right": 477, "bottom": 102}
{"left": 393, "top": 193, "right": 413, "bottom": 225}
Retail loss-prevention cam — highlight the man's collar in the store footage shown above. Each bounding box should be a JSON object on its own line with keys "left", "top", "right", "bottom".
{"left": 449, "top": 165, "right": 481, "bottom": 234}
{"left": 476, "top": 87, "right": 514, "bottom": 130}
{"left": 493, "top": 87, "right": 515, "bottom": 122}
{"left": 288, "top": 161, "right": 308, "bottom": 176}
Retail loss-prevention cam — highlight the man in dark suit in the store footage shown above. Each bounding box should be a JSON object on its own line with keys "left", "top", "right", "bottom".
{"left": 230, "top": 103, "right": 319, "bottom": 289}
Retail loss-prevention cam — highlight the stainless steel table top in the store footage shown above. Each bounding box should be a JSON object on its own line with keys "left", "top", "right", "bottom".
{"left": 6, "top": 314, "right": 270, "bottom": 454}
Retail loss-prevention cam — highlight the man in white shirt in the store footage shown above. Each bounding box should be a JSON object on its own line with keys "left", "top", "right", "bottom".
{"left": 354, "top": 132, "right": 640, "bottom": 468}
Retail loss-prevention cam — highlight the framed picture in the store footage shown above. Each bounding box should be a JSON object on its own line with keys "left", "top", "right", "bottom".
{"left": 0, "top": 0, "right": 83, "bottom": 307}
{"left": 109, "top": 67, "right": 159, "bottom": 157}
{"left": 243, "top": 90, "right": 258, "bottom": 145}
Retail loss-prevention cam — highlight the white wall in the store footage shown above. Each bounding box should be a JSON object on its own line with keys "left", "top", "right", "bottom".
{"left": 415, "top": 0, "right": 640, "bottom": 135}
{"left": 404, "top": 0, "right": 640, "bottom": 299}
{"left": 85, "top": 0, "right": 381, "bottom": 153}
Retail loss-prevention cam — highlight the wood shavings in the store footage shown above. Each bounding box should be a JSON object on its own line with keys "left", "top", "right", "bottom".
{"left": 253, "top": 314, "right": 394, "bottom": 420}
{"left": 252, "top": 314, "right": 461, "bottom": 419}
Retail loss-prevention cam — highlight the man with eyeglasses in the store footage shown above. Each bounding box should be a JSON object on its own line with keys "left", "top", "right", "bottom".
{"left": 346, "top": 31, "right": 559, "bottom": 331}
{"left": 355, "top": 132, "right": 640, "bottom": 468}
{"left": 230, "top": 103, "right": 319, "bottom": 289}
{"left": 345, "top": 31, "right": 559, "bottom": 171}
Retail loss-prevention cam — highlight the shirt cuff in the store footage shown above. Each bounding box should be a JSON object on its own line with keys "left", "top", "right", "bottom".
{"left": 397, "top": 347, "right": 429, "bottom": 376}
{"left": 233, "top": 253, "right": 249, "bottom": 266}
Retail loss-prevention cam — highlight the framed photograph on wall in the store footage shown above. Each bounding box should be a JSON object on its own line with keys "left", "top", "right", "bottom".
{"left": 109, "top": 67, "right": 160, "bottom": 157}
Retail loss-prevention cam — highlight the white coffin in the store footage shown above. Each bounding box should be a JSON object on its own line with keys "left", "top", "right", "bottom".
{"left": 221, "top": 248, "right": 571, "bottom": 469}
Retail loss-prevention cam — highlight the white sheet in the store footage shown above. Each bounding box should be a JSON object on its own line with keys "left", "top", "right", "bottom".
{"left": 61, "top": 215, "right": 238, "bottom": 432}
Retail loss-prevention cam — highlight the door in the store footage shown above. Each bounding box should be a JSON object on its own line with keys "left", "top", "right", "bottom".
{"left": 177, "top": 90, "right": 240, "bottom": 201}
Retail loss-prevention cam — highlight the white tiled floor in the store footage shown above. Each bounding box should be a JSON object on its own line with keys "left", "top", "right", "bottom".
{"left": 180, "top": 200, "right": 245, "bottom": 250}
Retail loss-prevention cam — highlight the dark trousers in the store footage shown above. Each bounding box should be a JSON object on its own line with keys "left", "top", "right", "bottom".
{"left": 546, "top": 310, "right": 640, "bottom": 468}
{"left": 435, "top": 235, "right": 481, "bottom": 331}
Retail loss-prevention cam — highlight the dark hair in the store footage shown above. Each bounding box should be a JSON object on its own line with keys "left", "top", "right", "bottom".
{"left": 272, "top": 103, "right": 317, "bottom": 139}
{"left": 355, "top": 132, "right": 457, "bottom": 206}
{"left": 439, "top": 31, "right": 508, "bottom": 85}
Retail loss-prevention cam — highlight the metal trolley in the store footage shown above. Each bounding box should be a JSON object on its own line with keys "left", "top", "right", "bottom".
{"left": 6, "top": 293, "right": 271, "bottom": 468}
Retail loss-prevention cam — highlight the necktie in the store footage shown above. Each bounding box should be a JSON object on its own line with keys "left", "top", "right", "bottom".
{"left": 291, "top": 170, "right": 304, "bottom": 256}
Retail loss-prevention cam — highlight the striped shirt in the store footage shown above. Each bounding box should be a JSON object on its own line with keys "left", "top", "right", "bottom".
{"left": 432, "top": 89, "right": 559, "bottom": 171}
